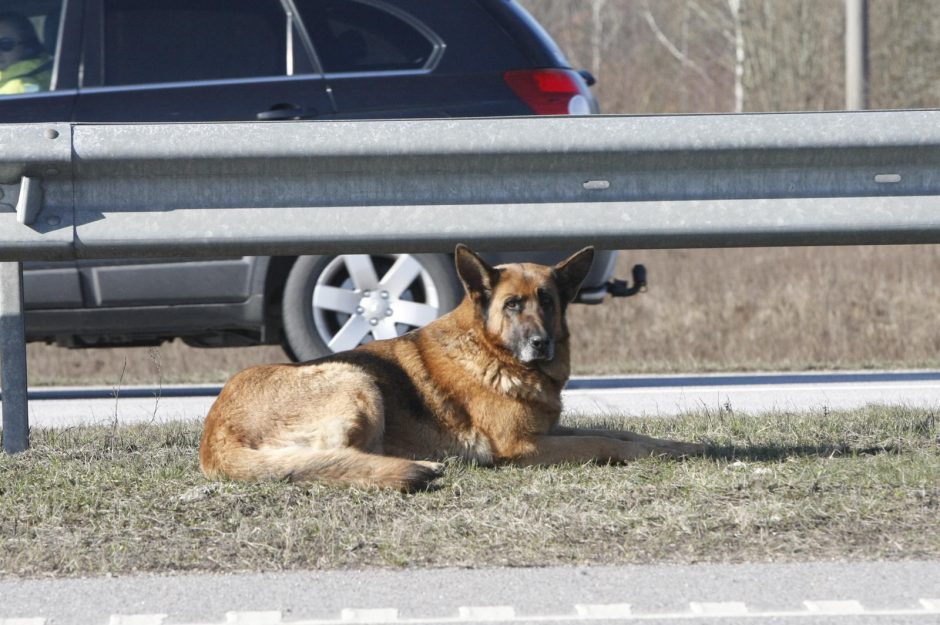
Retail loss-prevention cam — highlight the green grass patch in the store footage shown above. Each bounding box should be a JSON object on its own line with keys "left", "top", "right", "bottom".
{"left": 1, "top": 406, "right": 938, "bottom": 578}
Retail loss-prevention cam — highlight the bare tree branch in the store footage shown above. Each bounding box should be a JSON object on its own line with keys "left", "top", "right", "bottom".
{"left": 728, "top": 0, "right": 745, "bottom": 112}
{"left": 686, "top": 0, "right": 735, "bottom": 41}
{"left": 590, "top": 0, "right": 607, "bottom": 78}
{"left": 641, "top": 2, "right": 715, "bottom": 83}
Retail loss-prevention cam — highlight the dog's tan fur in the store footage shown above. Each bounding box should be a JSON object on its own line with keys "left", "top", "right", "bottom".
{"left": 200, "top": 245, "right": 704, "bottom": 490}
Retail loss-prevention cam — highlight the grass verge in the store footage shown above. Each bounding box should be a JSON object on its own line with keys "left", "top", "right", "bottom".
{"left": 1, "top": 405, "right": 938, "bottom": 578}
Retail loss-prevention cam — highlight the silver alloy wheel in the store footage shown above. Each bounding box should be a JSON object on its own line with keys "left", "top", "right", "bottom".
{"left": 311, "top": 254, "right": 442, "bottom": 352}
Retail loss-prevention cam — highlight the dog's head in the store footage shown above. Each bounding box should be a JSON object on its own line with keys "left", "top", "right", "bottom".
{"left": 454, "top": 244, "right": 595, "bottom": 365}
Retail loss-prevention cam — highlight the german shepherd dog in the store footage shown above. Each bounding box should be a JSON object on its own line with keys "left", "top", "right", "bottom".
{"left": 200, "top": 245, "right": 704, "bottom": 490}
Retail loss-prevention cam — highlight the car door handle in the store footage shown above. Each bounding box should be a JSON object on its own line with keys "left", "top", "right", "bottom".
{"left": 256, "top": 104, "right": 316, "bottom": 121}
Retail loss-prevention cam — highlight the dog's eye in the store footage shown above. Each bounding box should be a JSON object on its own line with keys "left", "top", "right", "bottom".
{"left": 537, "top": 290, "right": 553, "bottom": 308}
{"left": 504, "top": 298, "right": 522, "bottom": 312}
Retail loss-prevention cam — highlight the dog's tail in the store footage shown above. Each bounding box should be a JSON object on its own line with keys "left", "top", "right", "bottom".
{"left": 201, "top": 445, "right": 443, "bottom": 491}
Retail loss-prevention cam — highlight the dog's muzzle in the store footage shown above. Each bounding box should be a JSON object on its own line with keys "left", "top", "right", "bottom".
{"left": 520, "top": 335, "right": 554, "bottom": 363}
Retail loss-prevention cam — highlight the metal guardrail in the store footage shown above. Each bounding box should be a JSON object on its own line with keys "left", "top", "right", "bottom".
{"left": 2, "top": 109, "right": 940, "bottom": 451}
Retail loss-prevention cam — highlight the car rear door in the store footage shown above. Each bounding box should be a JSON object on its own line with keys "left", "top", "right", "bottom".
{"left": 292, "top": 0, "right": 533, "bottom": 119}
{"left": 72, "top": 0, "right": 335, "bottom": 122}
{"left": 69, "top": 0, "right": 334, "bottom": 313}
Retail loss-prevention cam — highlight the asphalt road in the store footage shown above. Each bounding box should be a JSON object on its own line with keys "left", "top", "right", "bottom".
{"left": 1, "top": 561, "right": 938, "bottom": 625}
{"left": 15, "top": 370, "right": 940, "bottom": 428}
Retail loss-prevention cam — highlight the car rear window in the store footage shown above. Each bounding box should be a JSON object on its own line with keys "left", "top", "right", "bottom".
{"left": 294, "top": 0, "right": 436, "bottom": 73}
{"left": 101, "top": 0, "right": 288, "bottom": 86}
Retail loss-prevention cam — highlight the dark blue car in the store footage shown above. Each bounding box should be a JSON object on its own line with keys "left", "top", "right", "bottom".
{"left": 0, "top": 0, "right": 627, "bottom": 361}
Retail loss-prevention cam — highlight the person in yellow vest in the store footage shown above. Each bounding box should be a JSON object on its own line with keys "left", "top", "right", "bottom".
{"left": 0, "top": 12, "right": 52, "bottom": 95}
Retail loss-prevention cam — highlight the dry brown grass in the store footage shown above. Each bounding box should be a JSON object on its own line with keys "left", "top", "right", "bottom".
{"left": 2, "top": 406, "right": 937, "bottom": 577}
{"left": 568, "top": 244, "right": 940, "bottom": 374}
{"left": 22, "top": 245, "right": 940, "bottom": 386}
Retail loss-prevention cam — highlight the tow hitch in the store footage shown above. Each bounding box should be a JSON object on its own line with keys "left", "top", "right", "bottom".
{"left": 607, "top": 264, "right": 647, "bottom": 297}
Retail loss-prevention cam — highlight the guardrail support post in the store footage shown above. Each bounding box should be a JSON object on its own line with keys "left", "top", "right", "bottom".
{"left": 1, "top": 261, "right": 29, "bottom": 453}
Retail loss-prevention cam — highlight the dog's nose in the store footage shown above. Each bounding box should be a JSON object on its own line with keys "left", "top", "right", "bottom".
{"left": 529, "top": 335, "right": 548, "bottom": 350}
{"left": 520, "top": 333, "right": 554, "bottom": 363}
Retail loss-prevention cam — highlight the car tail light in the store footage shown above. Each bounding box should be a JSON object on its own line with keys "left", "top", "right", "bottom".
{"left": 503, "top": 69, "right": 593, "bottom": 115}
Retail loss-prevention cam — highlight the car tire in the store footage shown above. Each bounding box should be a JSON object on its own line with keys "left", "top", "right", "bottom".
{"left": 281, "top": 253, "right": 462, "bottom": 362}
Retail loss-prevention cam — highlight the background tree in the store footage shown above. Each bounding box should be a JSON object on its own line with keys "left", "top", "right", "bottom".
{"left": 522, "top": 0, "right": 940, "bottom": 113}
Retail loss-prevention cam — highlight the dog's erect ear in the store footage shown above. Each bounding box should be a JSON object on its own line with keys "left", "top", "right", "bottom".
{"left": 553, "top": 246, "right": 595, "bottom": 303}
{"left": 455, "top": 244, "right": 499, "bottom": 301}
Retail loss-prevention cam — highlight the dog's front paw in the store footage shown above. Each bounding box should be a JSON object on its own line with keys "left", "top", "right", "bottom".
{"left": 401, "top": 461, "right": 445, "bottom": 492}
{"left": 416, "top": 460, "right": 445, "bottom": 476}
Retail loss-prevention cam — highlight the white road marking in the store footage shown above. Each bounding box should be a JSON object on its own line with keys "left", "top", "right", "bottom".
{"left": 225, "top": 611, "right": 283, "bottom": 624}
{"left": 456, "top": 606, "right": 516, "bottom": 620}
{"left": 573, "top": 604, "right": 632, "bottom": 618}
{"left": 689, "top": 602, "right": 749, "bottom": 615}
{"left": 109, "top": 616, "right": 167, "bottom": 625}
{"left": 340, "top": 609, "right": 399, "bottom": 623}
{"left": 803, "top": 600, "right": 865, "bottom": 614}
{"left": 8, "top": 600, "right": 940, "bottom": 625}
{"left": 919, "top": 599, "right": 940, "bottom": 612}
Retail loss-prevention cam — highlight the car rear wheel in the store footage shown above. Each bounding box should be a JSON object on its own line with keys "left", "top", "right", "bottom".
{"left": 281, "top": 253, "right": 462, "bottom": 362}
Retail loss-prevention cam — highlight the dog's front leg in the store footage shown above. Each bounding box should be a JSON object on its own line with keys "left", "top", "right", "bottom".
{"left": 505, "top": 434, "right": 696, "bottom": 467}
{"left": 552, "top": 425, "right": 706, "bottom": 456}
